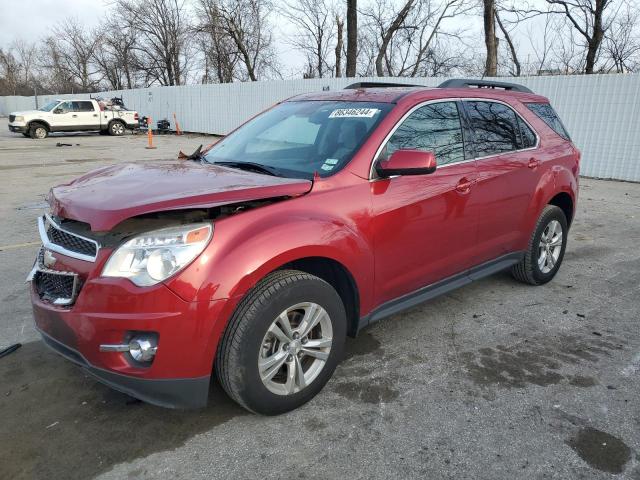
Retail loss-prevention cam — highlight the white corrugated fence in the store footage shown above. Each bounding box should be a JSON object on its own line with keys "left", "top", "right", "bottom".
{"left": 1, "top": 75, "right": 639, "bottom": 181}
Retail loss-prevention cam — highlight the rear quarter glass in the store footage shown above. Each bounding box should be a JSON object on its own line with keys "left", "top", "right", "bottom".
{"left": 526, "top": 103, "right": 571, "bottom": 141}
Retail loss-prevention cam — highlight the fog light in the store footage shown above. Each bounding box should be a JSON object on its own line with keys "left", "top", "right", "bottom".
{"left": 129, "top": 336, "right": 157, "bottom": 362}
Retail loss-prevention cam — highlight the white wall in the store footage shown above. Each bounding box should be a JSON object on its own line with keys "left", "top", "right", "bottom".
{"left": 1, "top": 74, "right": 639, "bottom": 181}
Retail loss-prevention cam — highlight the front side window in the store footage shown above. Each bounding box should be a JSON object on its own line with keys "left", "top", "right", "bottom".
{"left": 205, "top": 101, "right": 392, "bottom": 179}
{"left": 526, "top": 103, "right": 571, "bottom": 140}
{"left": 465, "top": 101, "right": 520, "bottom": 157}
{"left": 57, "top": 101, "right": 73, "bottom": 113}
{"left": 378, "top": 101, "right": 465, "bottom": 166}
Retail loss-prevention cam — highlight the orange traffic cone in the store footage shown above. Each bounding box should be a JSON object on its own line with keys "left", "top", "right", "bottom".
{"left": 173, "top": 113, "right": 182, "bottom": 136}
{"left": 145, "top": 117, "right": 156, "bottom": 149}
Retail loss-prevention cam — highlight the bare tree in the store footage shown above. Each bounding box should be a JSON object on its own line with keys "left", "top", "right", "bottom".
{"left": 335, "top": 15, "right": 344, "bottom": 77}
{"left": 42, "top": 19, "right": 102, "bottom": 92}
{"left": 113, "top": 0, "right": 190, "bottom": 86}
{"left": 196, "top": 0, "right": 239, "bottom": 83}
{"left": 602, "top": 0, "right": 640, "bottom": 72}
{"left": 92, "top": 17, "right": 140, "bottom": 90}
{"left": 214, "top": 0, "right": 279, "bottom": 81}
{"left": 346, "top": 0, "right": 358, "bottom": 76}
{"left": 483, "top": 0, "right": 498, "bottom": 76}
{"left": 279, "top": 0, "right": 335, "bottom": 78}
{"left": 495, "top": 9, "right": 520, "bottom": 75}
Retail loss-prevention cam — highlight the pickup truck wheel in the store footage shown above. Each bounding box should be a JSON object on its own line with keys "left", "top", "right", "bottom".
{"left": 29, "top": 124, "right": 48, "bottom": 139}
{"left": 216, "top": 270, "right": 346, "bottom": 415}
{"left": 108, "top": 121, "right": 126, "bottom": 136}
{"left": 512, "top": 205, "right": 568, "bottom": 285}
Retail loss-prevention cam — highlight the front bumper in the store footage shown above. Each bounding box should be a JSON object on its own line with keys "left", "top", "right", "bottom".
{"left": 38, "top": 328, "right": 210, "bottom": 408}
{"left": 31, "top": 278, "right": 230, "bottom": 409}
{"left": 8, "top": 123, "right": 28, "bottom": 133}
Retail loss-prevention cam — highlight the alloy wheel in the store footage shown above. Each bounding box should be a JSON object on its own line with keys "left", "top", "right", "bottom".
{"left": 538, "top": 219, "right": 563, "bottom": 274}
{"left": 258, "top": 302, "right": 333, "bottom": 396}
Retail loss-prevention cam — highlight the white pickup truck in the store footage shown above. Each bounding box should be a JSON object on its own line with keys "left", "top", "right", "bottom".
{"left": 8, "top": 98, "right": 139, "bottom": 139}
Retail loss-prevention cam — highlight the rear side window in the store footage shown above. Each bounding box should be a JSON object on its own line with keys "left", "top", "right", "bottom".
{"left": 464, "top": 101, "right": 520, "bottom": 157}
{"left": 518, "top": 117, "right": 537, "bottom": 148}
{"left": 380, "top": 101, "right": 465, "bottom": 166}
{"left": 73, "top": 101, "right": 96, "bottom": 112}
{"left": 526, "top": 103, "right": 571, "bottom": 140}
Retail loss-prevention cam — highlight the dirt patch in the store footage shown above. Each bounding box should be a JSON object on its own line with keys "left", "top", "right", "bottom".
{"left": 566, "top": 427, "right": 632, "bottom": 474}
{"left": 460, "top": 333, "right": 625, "bottom": 389}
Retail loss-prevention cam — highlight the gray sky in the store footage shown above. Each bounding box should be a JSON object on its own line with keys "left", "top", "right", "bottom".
{"left": 0, "top": 0, "right": 107, "bottom": 47}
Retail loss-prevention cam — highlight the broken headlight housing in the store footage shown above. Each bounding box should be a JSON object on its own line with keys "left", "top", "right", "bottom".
{"left": 102, "top": 223, "right": 212, "bottom": 286}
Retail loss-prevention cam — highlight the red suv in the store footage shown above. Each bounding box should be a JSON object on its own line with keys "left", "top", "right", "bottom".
{"left": 29, "top": 79, "right": 579, "bottom": 414}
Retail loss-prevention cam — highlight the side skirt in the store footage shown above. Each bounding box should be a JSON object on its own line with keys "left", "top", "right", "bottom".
{"left": 358, "top": 252, "right": 524, "bottom": 331}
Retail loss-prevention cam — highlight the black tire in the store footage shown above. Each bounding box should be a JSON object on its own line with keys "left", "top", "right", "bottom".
{"left": 216, "top": 270, "right": 347, "bottom": 415}
{"left": 512, "top": 205, "right": 568, "bottom": 285}
{"left": 108, "top": 120, "right": 126, "bottom": 136}
{"left": 29, "top": 123, "right": 48, "bottom": 139}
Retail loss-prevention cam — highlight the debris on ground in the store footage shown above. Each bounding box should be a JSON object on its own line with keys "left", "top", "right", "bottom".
{"left": 0, "top": 343, "right": 21, "bottom": 359}
{"left": 55, "top": 142, "right": 74, "bottom": 147}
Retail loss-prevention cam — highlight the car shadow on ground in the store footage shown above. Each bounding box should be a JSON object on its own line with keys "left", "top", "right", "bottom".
{"left": 0, "top": 341, "right": 246, "bottom": 479}
{"left": 0, "top": 336, "right": 378, "bottom": 480}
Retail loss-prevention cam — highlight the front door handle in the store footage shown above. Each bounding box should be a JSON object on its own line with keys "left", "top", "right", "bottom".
{"left": 455, "top": 178, "right": 473, "bottom": 193}
{"left": 71, "top": 114, "right": 78, "bottom": 118}
{"left": 528, "top": 158, "right": 541, "bottom": 169}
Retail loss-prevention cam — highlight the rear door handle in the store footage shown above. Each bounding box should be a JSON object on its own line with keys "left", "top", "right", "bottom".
{"left": 528, "top": 158, "right": 541, "bottom": 169}
{"left": 455, "top": 178, "right": 473, "bottom": 193}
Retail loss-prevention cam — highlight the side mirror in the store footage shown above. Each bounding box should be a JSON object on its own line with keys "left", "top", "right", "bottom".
{"left": 376, "top": 149, "right": 437, "bottom": 177}
{"left": 53, "top": 108, "right": 63, "bottom": 114}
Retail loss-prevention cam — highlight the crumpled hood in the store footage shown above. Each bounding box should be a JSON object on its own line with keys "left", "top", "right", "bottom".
{"left": 49, "top": 161, "right": 312, "bottom": 231}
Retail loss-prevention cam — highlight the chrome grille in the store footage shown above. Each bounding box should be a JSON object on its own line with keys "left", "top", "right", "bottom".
{"left": 38, "top": 215, "right": 99, "bottom": 262}
{"left": 46, "top": 223, "right": 97, "bottom": 257}
{"left": 31, "top": 249, "right": 81, "bottom": 306}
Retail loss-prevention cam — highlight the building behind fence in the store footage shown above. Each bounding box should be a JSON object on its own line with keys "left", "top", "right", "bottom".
{"left": 1, "top": 75, "right": 638, "bottom": 182}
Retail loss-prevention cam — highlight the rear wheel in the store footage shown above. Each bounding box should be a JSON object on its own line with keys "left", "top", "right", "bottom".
{"left": 29, "top": 123, "right": 48, "bottom": 139}
{"left": 216, "top": 270, "right": 346, "bottom": 415}
{"left": 512, "top": 205, "right": 568, "bottom": 285}
{"left": 108, "top": 121, "right": 126, "bottom": 136}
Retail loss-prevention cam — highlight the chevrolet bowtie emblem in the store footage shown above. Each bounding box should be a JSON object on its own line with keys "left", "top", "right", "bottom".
{"left": 43, "top": 250, "right": 57, "bottom": 268}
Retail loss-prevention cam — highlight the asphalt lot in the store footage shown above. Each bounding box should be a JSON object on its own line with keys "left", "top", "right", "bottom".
{"left": 0, "top": 117, "right": 639, "bottom": 480}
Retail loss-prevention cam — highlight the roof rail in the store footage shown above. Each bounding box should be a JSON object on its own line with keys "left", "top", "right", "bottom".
{"left": 438, "top": 78, "right": 533, "bottom": 94}
{"left": 344, "top": 81, "right": 421, "bottom": 89}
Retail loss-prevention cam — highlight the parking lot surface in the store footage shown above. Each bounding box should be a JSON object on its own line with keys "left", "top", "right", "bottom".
{"left": 0, "top": 118, "right": 639, "bottom": 479}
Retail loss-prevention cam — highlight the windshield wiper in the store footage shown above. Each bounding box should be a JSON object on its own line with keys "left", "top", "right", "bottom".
{"left": 214, "top": 161, "right": 281, "bottom": 177}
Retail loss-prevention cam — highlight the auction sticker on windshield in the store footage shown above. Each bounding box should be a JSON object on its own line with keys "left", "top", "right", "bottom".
{"left": 328, "top": 108, "right": 380, "bottom": 118}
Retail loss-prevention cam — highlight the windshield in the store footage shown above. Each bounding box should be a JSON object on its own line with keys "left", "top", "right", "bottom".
{"left": 38, "top": 100, "right": 60, "bottom": 112}
{"left": 204, "top": 101, "right": 392, "bottom": 179}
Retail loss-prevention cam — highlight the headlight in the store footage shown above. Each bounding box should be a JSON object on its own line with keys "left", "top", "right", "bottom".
{"left": 102, "top": 223, "right": 212, "bottom": 286}
{"left": 14, "top": 116, "right": 24, "bottom": 122}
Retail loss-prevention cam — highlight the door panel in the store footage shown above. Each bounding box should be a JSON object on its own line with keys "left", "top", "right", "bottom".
{"left": 462, "top": 100, "right": 542, "bottom": 263}
{"left": 370, "top": 100, "right": 478, "bottom": 306}
{"left": 72, "top": 101, "right": 101, "bottom": 129}
{"left": 371, "top": 162, "right": 478, "bottom": 305}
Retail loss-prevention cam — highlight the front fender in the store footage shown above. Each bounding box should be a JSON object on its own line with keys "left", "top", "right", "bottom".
{"left": 165, "top": 210, "right": 374, "bottom": 310}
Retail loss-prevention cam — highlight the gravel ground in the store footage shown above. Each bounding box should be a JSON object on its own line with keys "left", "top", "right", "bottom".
{"left": 0, "top": 118, "right": 638, "bottom": 480}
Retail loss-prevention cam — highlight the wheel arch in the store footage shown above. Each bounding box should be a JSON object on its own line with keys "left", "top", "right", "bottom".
{"left": 547, "top": 191, "right": 574, "bottom": 226}
{"left": 28, "top": 119, "right": 50, "bottom": 131}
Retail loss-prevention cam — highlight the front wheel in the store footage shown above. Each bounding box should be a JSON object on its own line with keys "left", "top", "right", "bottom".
{"left": 512, "top": 205, "right": 568, "bottom": 285}
{"left": 216, "top": 270, "right": 346, "bottom": 415}
{"left": 29, "top": 123, "right": 48, "bottom": 139}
